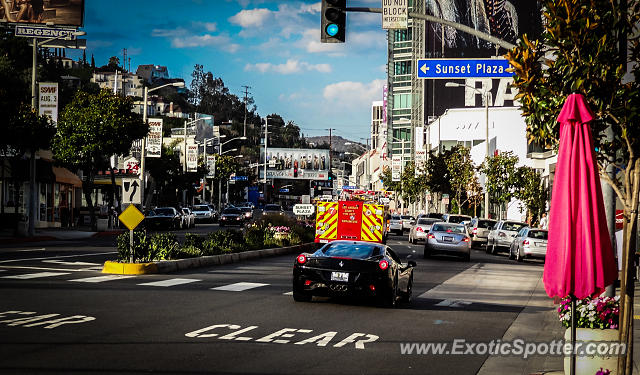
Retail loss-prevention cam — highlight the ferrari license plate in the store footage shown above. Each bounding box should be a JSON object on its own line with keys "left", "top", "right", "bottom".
{"left": 331, "top": 272, "right": 349, "bottom": 282}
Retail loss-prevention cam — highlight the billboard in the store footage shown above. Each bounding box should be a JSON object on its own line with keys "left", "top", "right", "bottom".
{"left": 423, "top": 0, "right": 543, "bottom": 117}
{"left": 146, "top": 118, "right": 162, "bottom": 158}
{"left": 259, "top": 148, "right": 330, "bottom": 180}
{"left": 38, "top": 82, "right": 58, "bottom": 123}
{"left": 2, "top": 0, "right": 84, "bottom": 27}
{"left": 186, "top": 144, "right": 198, "bottom": 172}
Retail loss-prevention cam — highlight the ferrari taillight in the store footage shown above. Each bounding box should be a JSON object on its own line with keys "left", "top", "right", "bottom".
{"left": 297, "top": 254, "right": 307, "bottom": 264}
{"left": 378, "top": 260, "right": 389, "bottom": 270}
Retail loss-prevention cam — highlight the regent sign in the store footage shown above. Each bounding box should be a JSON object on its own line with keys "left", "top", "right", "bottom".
{"left": 186, "top": 323, "right": 379, "bottom": 350}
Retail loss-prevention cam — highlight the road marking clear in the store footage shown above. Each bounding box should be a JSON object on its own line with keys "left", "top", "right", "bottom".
{"left": 212, "top": 282, "right": 268, "bottom": 291}
{"left": 138, "top": 278, "right": 201, "bottom": 287}
{"left": 283, "top": 291, "right": 293, "bottom": 295}
{"left": 434, "top": 299, "right": 472, "bottom": 308}
{"left": 2, "top": 272, "right": 70, "bottom": 280}
{"left": 70, "top": 275, "right": 135, "bottom": 283}
{"left": 42, "top": 260, "right": 100, "bottom": 266}
{"left": 0, "top": 266, "right": 97, "bottom": 272}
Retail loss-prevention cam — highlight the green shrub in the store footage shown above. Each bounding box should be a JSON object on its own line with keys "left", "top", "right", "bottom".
{"left": 244, "top": 225, "right": 265, "bottom": 250}
{"left": 116, "top": 230, "right": 151, "bottom": 262}
{"left": 150, "top": 233, "right": 180, "bottom": 260}
{"left": 204, "top": 230, "right": 245, "bottom": 253}
{"left": 177, "top": 245, "right": 202, "bottom": 258}
{"left": 184, "top": 233, "right": 204, "bottom": 250}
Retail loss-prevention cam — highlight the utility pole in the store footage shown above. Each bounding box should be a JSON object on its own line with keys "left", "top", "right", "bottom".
{"left": 242, "top": 85, "right": 251, "bottom": 138}
{"left": 263, "top": 118, "right": 269, "bottom": 203}
{"left": 326, "top": 128, "right": 335, "bottom": 174}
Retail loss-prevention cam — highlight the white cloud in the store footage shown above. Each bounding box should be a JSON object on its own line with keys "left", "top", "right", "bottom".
{"left": 323, "top": 79, "right": 386, "bottom": 108}
{"left": 245, "top": 59, "right": 331, "bottom": 74}
{"left": 152, "top": 27, "right": 239, "bottom": 53}
{"left": 229, "top": 8, "right": 273, "bottom": 28}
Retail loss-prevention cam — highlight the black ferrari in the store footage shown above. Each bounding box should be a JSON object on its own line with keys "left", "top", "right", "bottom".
{"left": 292, "top": 241, "right": 416, "bottom": 307}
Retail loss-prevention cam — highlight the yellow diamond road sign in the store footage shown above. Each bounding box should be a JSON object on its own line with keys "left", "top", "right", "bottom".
{"left": 119, "top": 204, "right": 145, "bottom": 231}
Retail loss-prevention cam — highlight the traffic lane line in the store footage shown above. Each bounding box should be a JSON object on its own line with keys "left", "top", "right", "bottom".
{"left": 0, "top": 251, "right": 116, "bottom": 264}
{"left": 2, "top": 272, "right": 71, "bottom": 280}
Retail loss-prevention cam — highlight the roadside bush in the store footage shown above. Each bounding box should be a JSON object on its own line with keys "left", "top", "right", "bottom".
{"left": 204, "top": 230, "right": 245, "bottom": 253}
{"left": 176, "top": 245, "right": 202, "bottom": 258}
{"left": 184, "top": 233, "right": 204, "bottom": 250}
{"left": 149, "top": 233, "right": 180, "bottom": 260}
{"left": 244, "top": 224, "right": 265, "bottom": 250}
{"left": 116, "top": 230, "right": 152, "bottom": 262}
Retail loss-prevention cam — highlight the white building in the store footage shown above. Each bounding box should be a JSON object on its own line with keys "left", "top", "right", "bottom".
{"left": 91, "top": 71, "right": 144, "bottom": 98}
{"left": 426, "top": 106, "right": 553, "bottom": 221}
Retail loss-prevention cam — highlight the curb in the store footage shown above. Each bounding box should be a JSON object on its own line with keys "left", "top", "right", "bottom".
{"left": 102, "top": 242, "right": 320, "bottom": 275}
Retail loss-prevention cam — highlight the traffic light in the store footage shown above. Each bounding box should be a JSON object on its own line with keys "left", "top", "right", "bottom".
{"left": 321, "top": 0, "right": 346, "bottom": 43}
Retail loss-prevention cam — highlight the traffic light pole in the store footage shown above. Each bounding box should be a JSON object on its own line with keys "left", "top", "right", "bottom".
{"left": 343, "top": 7, "right": 515, "bottom": 50}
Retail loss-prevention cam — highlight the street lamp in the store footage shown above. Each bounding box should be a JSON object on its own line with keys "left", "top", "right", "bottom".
{"left": 140, "top": 81, "right": 185, "bottom": 208}
{"left": 27, "top": 30, "right": 86, "bottom": 236}
{"left": 217, "top": 136, "right": 246, "bottom": 210}
{"left": 445, "top": 82, "right": 491, "bottom": 218}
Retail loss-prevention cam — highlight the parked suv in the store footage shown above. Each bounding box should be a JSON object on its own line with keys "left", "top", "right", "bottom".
{"left": 469, "top": 218, "right": 497, "bottom": 249}
{"left": 442, "top": 214, "right": 472, "bottom": 224}
{"left": 487, "top": 220, "right": 528, "bottom": 254}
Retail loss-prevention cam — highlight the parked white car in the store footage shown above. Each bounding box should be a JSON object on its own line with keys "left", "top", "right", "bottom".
{"left": 487, "top": 220, "right": 528, "bottom": 254}
{"left": 181, "top": 207, "right": 196, "bottom": 229}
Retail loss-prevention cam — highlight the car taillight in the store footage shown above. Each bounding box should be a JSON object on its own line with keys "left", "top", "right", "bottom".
{"left": 523, "top": 240, "right": 530, "bottom": 246}
{"left": 416, "top": 227, "right": 423, "bottom": 232}
{"left": 427, "top": 234, "right": 435, "bottom": 239}
{"left": 304, "top": 279, "right": 312, "bottom": 286}
{"left": 297, "top": 254, "right": 307, "bottom": 264}
{"left": 463, "top": 237, "right": 470, "bottom": 242}
{"left": 473, "top": 227, "right": 478, "bottom": 235}
{"left": 378, "top": 260, "right": 389, "bottom": 270}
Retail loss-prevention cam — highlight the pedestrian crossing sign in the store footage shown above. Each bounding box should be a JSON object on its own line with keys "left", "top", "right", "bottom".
{"left": 119, "top": 204, "right": 145, "bottom": 231}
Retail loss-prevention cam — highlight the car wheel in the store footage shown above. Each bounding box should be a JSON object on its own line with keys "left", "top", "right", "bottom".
{"left": 508, "top": 245, "right": 516, "bottom": 260}
{"left": 486, "top": 241, "right": 493, "bottom": 254}
{"left": 292, "top": 287, "right": 312, "bottom": 302}
{"left": 423, "top": 244, "right": 431, "bottom": 259}
{"left": 381, "top": 277, "right": 398, "bottom": 308}
{"left": 401, "top": 275, "right": 413, "bottom": 303}
{"left": 516, "top": 248, "right": 523, "bottom": 262}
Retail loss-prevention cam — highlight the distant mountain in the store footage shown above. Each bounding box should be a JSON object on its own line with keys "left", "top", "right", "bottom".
{"left": 305, "top": 135, "right": 366, "bottom": 154}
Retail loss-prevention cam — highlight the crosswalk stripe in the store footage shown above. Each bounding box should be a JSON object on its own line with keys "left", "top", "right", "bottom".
{"left": 138, "top": 278, "right": 201, "bottom": 287}
{"left": 212, "top": 282, "right": 269, "bottom": 291}
{"left": 1, "top": 271, "right": 70, "bottom": 280}
{"left": 70, "top": 275, "right": 135, "bottom": 283}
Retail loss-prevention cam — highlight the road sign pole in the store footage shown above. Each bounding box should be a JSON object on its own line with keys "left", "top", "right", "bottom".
{"left": 129, "top": 229, "right": 134, "bottom": 263}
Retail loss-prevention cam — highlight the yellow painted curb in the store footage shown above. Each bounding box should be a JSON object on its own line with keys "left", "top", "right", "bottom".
{"left": 102, "top": 261, "right": 158, "bottom": 275}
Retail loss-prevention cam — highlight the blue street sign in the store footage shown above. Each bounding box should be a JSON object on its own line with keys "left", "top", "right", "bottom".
{"left": 342, "top": 185, "right": 357, "bottom": 190}
{"left": 231, "top": 176, "right": 248, "bottom": 181}
{"left": 416, "top": 58, "right": 512, "bottom": 79}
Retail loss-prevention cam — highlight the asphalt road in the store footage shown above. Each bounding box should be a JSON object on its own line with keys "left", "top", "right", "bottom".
{"left": 0, "top": 232, "right": 545, "bottom": 375}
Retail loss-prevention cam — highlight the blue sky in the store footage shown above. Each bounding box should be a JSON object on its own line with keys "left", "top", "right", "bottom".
{"left": 75, "top": 0, "right": 387, "bottom": 139}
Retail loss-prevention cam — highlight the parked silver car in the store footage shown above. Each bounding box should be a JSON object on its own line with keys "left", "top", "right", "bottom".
{"left": 487, "top": 220, "right": 528, "bottom": 254}
{"left": 389, "top": 215, "right": 403, "bottom": 234}
{"left": 469, "top": 218, "right": 497, "bottom": 249}
{"left": 408, "top": 218, "right": 440, "bottom": 244}
{"left": 424, "top": 222, "right": 471, "bottom": 261}
{"left": 509, "top": 227, "right": 548, "bottom": 262}
{"left": 401, "top": 215, "right": 415, "bottom": 231}
{"left": 192, "top": 204, "right": 215, "bottom": 223}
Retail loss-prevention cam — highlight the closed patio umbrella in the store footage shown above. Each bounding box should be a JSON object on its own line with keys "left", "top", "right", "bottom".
{"left": 542, "top": 93, "right": 618, "bottom": 374}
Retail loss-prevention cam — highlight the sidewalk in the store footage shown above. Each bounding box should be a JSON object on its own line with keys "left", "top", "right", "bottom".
{"left": 477, "top": 277, "right": 640, "bottom": 375}
{"left": 0, "top": 226, "right": 124, "bottom": 244}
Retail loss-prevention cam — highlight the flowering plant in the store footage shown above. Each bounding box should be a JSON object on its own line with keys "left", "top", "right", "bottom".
{"left": 557, "top": 295, "right": 619, "bottom": 330}
{"left": 269, "top": 226, "right": 291, "bottom": 234}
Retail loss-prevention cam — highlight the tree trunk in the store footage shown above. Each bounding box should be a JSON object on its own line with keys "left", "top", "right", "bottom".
{"left": 83, "top": 169, "right": 96, "bottom": 231}
{"left": 618, "top": 160, "right": 640, "bottom": 375}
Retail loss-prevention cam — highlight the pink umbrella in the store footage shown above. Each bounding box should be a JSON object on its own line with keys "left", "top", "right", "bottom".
{"left": 542, "top": 93, "right": 618, "bottom": 374}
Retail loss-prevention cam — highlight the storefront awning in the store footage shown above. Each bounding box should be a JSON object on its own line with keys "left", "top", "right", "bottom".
{"left": 52, "top": 166, "right": 82, "bottom": 188}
